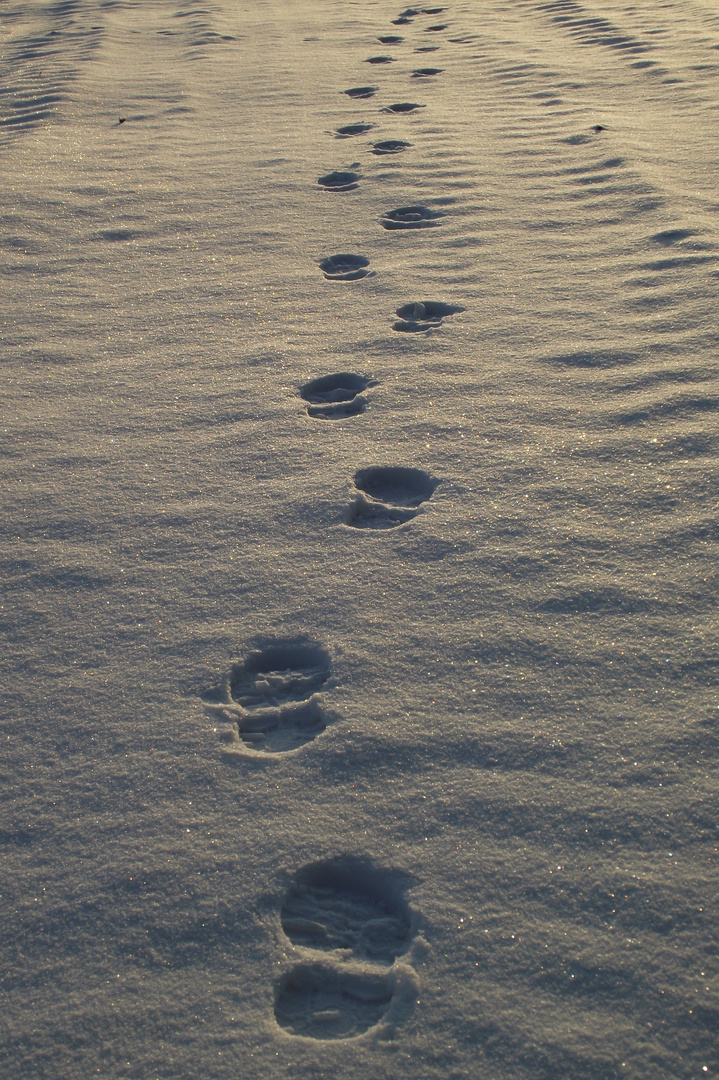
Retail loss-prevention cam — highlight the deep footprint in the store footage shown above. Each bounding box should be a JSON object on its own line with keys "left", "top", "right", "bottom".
{"left": 393, "top": 300, "right": 464, "bottom": 332}
{"left": 229, "top": 641, "right": 330, "bottom": 705}
{"left": 334, "top": 123, "right": 374, "bottom": 138}
{"left": 370, "top": 139, "right": 411, "bottom": 155}
{"left": 206, "top": 639, "right": 333, "bottom": 754}
{"left": 382, "top": 102, "right": 425, "bottom": 114}
{"left": 320, "top": 254, "right": 372, "bottom": 281}
{"left": 378, "top": 34, "right": 404, "bottom": 43}
{"left": 300, "top": 372, "right": 375, "bottom": 420}
{"left": 411, "top": 67, "right": 443, "bottom": 76}
{"left": 365, "top": 55, "right": 395, "bottom": 64}
{"left": 318, "top": 170, "right": 361, "bottom": 192}
{"left": 274, "top": 964, "right": 394, "bottom": 1040}
{"left": 355, "top": 466, "right": 438, "bottom": 506}
{"left": 381, "top": 205, "right": 443, "bottom": 230}
{"left": 281, "top": 857, "right": 412, "bottom": 962}
{"left": 346, "top": 467, "right": 438, "bottom": 530}
{"left": 344, "top": 86, "right": 377, "bottom": 99}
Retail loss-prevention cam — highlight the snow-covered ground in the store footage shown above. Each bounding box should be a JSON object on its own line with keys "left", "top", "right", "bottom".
{"left": 2, "top": 1, "right": 717, "bottom": 1077}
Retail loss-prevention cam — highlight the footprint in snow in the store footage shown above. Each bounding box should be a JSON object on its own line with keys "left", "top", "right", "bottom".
{"left": 275, "top": 857, "right": 420, "bottom": 1040}
{"left": 318, "top": 170, "right": 361, "bottom": 192}
{"left": 300, "top": 372, "right": 376, "bottom": 419}
{"left": 344, "top": 86, "right": 378, "bottom": 99}
{"left": 333, "top": 123, "right": 374, "bottom": 138}
{"left": 392, "top": 300, "right": 464, "bottom": 332}
{"left": 280, "top": 857, "right": 413, "bottom": 962}
{"left": 204, "top": 639, "right": 335, "bottom": 756}
{"left": 346, "top": 466, "right": 439, "bottom": 530}
{"left": 382, "top": 102, "right": 425, "bottom": 113}
{"left": 370, "top": 139, "right": 411, "bottom": 155}
{"left": 381, "top": 205, "right": 443, "bottom": 230}
{"left": 320, "top": 254, "right": 372, "bottom": 281}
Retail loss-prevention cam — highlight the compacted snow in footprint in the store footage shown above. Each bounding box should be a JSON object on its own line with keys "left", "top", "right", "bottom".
{"left": 1, "top": 0, "right": 718, "bottom": 1078}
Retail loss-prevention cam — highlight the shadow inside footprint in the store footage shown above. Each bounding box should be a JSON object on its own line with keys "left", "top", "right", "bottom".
{"left": 381, "top": 205, "right": 442, "bottom": 230}
{"left": 355, "top": 466, "right": 438, "bottom": 506}
{"left": 230, "top": 640, "right": 330, "bottom": 707}
{"left": 344, "top": 86, "right": 378, "bottom": 98}
{"left": 346, "top": 466, "right": 438, "bottom": 530}
{"left": 301, "top": 372, "right": 375, "bottom": 419}
{"left": 370, "top": 139, "right": 411, "bottom": 155}
{"left": 281, "top": 857, "right": 413, "bottom": 962}
{"left": 320, "top": 254, "right": 372, "bottom": 281}
{"left": 393, "top": 300, "right": 464, "bottom": 331}
{"left": 365, "top": 55, "right": 395, "bottom": 63}
{"left": 411, "top": 67, "right": 443, "bottom": 76}
{"left": 318, "top": 170, "right": 361, "bottom": 192}
{"left": 274, "top": 964, "right": 394, "bottom": 1040}
{"left": 378, "top": 34, "right": 404, "bottom": 43}
{"left": 334, "top": 123, "right": 373, "bottom": 138}
{"left": 382, "top": 102, "right": 425, "bottom": 113}
{"left": 425, "top": 23, "right": 448, "bottom": 30}
{"left": 206, "top": 639, "right": 334, "bottom": 756}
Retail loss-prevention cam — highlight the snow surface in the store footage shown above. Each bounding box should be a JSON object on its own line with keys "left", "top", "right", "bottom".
{"left": 1, "top": 0, "right": 718, "bottom": 1076}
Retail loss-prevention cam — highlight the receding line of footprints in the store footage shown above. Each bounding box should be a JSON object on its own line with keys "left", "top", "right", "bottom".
{"left": 205, "top": 5, "right": 459, "bottom": 1044}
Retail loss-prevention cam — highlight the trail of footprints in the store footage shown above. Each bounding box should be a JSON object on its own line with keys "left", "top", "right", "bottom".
{"left": 199, "top": 0, "right": 713, "bottom": 1049}
{"left": 205, "top": 4, "right": 462, "bottom": 1043}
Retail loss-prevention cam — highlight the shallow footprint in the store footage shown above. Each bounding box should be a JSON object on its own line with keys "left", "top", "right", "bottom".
{"left": 365, "top": 55, "right": 395, "bottom": 64}
{"left": 300, "top": 372, "right": 375, "bottom": 420}
{"left": 370, "top": 139, "right": 411, "bottom": 155}
{"left": 320, "top": 254, "right": 372, "bottom": 281}
{"left": 274, "top": 964, "right": 394, "bottom": 1040}
{"left": 318, "top": 170, "right": 361, "bottom": 192}
{"left": 281, "top": 857, "right": 412, "bottom": 962}
{"left": 381, "top": 205, "right": 442, "bottom": 230}
{"left": 346, "top": 499, "right": 417, "bottom": 530}
{"left": 425, "top": 23, "right": 448, "bottom": 30}
{"left": 393, "top": 299, "right": 464, "bottom": 331}
{"left": 411, "top": 67, "right": 443, "bottom": 76}
{"left": 382, "top": 102, "right": 425, "bottom": 113}
{"left": 344, "top": 86, "right": 378, "bottom": 99}
{"left": 223, "top": 699, "right": 330, "bottom": 754}
{"left": 334, "top": 123, "right": 374, "bottom": 139}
